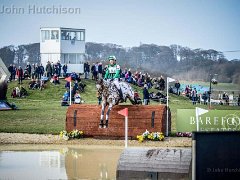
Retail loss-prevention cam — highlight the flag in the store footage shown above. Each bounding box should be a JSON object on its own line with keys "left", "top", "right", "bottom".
{"left": 167, "top": 77, "right": 175, "bottom": 83}
{"left": 196, "top": 107, "right": 209, "bottom": 116}
{"left": 118, "top": 108, "right": 128, "bottom": 117}
{"left": 65, "top": 76, "right": 72, "bottom": 82}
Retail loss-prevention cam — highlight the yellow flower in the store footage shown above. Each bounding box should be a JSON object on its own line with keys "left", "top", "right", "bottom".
{"left": 137, "top": 135, "right": 144, "bottom": 142}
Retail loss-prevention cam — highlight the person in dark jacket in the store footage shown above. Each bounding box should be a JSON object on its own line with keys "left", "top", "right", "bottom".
{"left": 45, "top": 61, "right": 52, "bottom": 79}
{"left": 12, "top": 64, "right": 16, "bottom": 81}
{"left": 175, "top": 81, "right": 181, "bottom": 96}
{"left": 39, "top": 64, "right": 44, "bottom": 78}
{"left": 62, "top": 63, "right": 68, "bottom": 77}
{"left": 26, "top": 62, "right": 32, "bottom": 76}
{"left": 84, "top": 62, "right": 90, "bottom": 79}
{"left": 143, "top": 84, "right": 150, "bottom": 105}
{"left": 8, "top": 64, "right": 13, "bottom": 81}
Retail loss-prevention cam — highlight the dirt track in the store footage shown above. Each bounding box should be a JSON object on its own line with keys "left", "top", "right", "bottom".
{"left": 0, "top": 133, "right": 191, "bottom": 150}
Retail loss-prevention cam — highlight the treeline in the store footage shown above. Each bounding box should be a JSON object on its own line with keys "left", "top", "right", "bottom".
{"left": 0, "top": 42, "right": 239, "bottom": 83}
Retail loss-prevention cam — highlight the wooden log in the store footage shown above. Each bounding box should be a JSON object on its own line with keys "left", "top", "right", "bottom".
{"left": 66, "top": 104, "right": 171, "bottom": 138}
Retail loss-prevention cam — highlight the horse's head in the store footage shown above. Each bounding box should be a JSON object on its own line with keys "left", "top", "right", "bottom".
{"left": 96, "top": 79, "right": 112, "bottom": 97}
{"left": 96, "top": 79, "right": 104, "bottom": 93}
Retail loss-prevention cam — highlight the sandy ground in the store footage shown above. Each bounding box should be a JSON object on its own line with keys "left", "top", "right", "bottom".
{"left": 0, "top": 133, "right": 191, "bottom": 151}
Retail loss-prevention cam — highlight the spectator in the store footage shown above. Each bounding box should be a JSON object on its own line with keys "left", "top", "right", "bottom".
{"left": 225, "top": 93, "right": 229, "bottom": 105}
{"left": 23, "top": 68, "right": 30, "bottom": 79}
{"left": 11, "top": 87, "right": 17, "bottom": 98}
{"left": 78, "top": 79, "right": 86, "bottom": 92}
{"left": 29, "top": 79, "right": 36, "bottom": 89}
{"left": 57, "top": 60, "right": 62, "bottom": 76}
{"left": 175, "top": 81, "right": 181, "bottom": 96}
{"left": 74, "top": 90, "right": 81, "bottom": 104}
{"left": 134, "top": 91, "right": 142, "bottom": 104}
{"left": 95, "top": 62, "right": 99, "bottom": 79}
{"left": 185, "top": 85, "right": 191, "bottom": 97}
{"left": 12, "top": 64, "right": 16, "bottom": 81}
{"left": 52, "top": 73, "right": 60, "bottom": 85}
{"left": 84, "top": 62, "right": 90, "bottom": 79}
{"left": 46, "top": 61, "right": 52, "bottom": 79}
{"left": 8, "top": 64, "right": 13, "bottom": 81}
{"left": 31, "top": 64, "right": 36, "bottom": 79}
{"left": 16, "top": 66, "right": 23, "bottom": 84}
{"left": 39, "top": 63, "right": 44, "bottom": 78}
{"left": 91, "top": 63, "right": 96, "bottom": 80}
{"left": 143, "top": 84, "right": 150, "bottom": 105}
{"left": 191, "top": 88, "right": 197, "bottom": 105}
{"left": 202, "top": 92, "right": 208, "bottom": 105}
{"left": 61, "top": 90, "right": 69, "bottom": 106}
{"left": 62, "top": 63, "right": 68, "bottom": 77}
{"left": 26, "top": 62, "right": 32, "bottom": 76}
{"left": 159, "top": 76, "right": 165, "bottom": 91}
{"left": 35, "top": 64, "right": 40, "bottom": 79}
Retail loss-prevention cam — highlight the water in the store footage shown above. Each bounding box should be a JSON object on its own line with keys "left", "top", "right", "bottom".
{"left": 0, "top": 145, "right": 123, "bottom": 180}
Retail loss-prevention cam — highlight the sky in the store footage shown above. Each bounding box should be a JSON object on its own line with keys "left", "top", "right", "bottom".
{"left": 0, "top": 0, "right": 240, "bottom": 60}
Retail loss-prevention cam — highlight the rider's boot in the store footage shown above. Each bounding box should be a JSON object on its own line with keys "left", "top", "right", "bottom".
{"left": 104, "top": 120, "right": 108, "bottom": 128}
{"left": 99, "top": 120, "right": 104, "bottom": 128}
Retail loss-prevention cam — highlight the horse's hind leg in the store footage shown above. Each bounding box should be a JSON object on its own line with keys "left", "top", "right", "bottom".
{"left": 104, "top": 103, "right": 112, "bottom": 128}
{"left": 128, "top": 96, "right": 136, "bottom": 105}
{"left": 99, "top": 103, "right": 105, "bottom": 128}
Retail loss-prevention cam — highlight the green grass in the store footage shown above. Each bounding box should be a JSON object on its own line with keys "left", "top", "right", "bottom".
{"left": 1, "top": 79, "right": 239, "bottom": 134}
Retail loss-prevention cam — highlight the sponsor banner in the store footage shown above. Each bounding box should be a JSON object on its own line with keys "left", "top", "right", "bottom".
{"left": 176, "top": 109, "right": 240, "bottom": 132}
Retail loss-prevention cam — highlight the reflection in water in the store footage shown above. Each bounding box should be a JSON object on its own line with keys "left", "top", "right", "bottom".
{"left": 64, "top": 148, "right": 123, "bottom": 180}
{"left": 40, "top": 151, "right": 65, "bottom": 168}
{"left": 0, "top": 146, "right": 123, "bottom": 180}
{"left": 0, "top": 151, "right": 67, "bottom": 180}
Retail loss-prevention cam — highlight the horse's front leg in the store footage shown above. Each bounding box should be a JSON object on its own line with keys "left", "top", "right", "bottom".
{"left": 99, "top": 102, "right": 106, "bottom": 128}
{"left": 104, "top": 103, "right": 113, "bottom": 128}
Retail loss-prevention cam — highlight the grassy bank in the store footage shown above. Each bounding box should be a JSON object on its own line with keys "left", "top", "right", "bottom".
{"left": 1, "top": 79, "right": 239, "bottom": 134}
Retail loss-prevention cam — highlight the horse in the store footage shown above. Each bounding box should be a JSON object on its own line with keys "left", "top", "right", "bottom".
{"left": 96, "top": 79, "right": 138, "bottom": 128}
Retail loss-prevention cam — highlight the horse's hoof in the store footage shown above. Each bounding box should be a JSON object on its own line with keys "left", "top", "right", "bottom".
{"left": 99, "top": 124, "right": 103, "bottom": 128}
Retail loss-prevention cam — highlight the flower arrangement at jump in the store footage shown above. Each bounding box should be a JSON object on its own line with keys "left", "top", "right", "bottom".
{"left": 59, "top": 129, "right": 84, "bottom": 140}
{"left": 136, "top": 129, "right": 164, "bottom": 142}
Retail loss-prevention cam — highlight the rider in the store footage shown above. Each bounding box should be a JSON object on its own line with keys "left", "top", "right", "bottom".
{"left": 104, "top": 55, "right": 123, "bottom": 100}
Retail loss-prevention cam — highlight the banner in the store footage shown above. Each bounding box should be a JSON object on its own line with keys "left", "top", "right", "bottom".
{"left": 176, "top": 109, "right": 240, "bottom": 132}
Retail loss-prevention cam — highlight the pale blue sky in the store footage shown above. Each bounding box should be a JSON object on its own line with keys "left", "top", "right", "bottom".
{"left": 0, "top": 0, "right": 240, "bottom": 60}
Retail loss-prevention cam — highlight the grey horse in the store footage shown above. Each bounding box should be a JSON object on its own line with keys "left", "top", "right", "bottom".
{"left": 96, "top": 79, "right": 137, "bottom": 128}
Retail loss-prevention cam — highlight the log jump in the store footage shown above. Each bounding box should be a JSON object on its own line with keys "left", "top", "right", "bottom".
{"left": 66, "top": 104, "right": 171, "bottom": 139}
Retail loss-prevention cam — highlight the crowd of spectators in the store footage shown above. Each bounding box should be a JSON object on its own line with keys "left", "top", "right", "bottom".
{"left": 7, "top": 60, "right": 240, "bottom": 107}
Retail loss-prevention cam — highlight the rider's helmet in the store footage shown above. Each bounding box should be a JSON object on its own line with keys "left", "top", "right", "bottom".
{"left": 108, "top": 55, "right": 116, "bottom": 61}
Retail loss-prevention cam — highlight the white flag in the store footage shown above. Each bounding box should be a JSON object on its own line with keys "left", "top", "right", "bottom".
{"left": 167, "top": 77, "right": 175, "bottom": 83}
{"left": 196, "top": 107, "right": 209, "bottom": 116}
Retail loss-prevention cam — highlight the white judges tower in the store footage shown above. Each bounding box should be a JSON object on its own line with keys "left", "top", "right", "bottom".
{"left": 40, "top": 27, "right": 85, "bottom": 73}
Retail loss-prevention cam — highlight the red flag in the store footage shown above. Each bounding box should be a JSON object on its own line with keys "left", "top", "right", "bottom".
{"left": 65, "top": 76, "right": 71, "bottom": 82}
{"left": 118, "top": 108, "right": 128, "bottom": 117}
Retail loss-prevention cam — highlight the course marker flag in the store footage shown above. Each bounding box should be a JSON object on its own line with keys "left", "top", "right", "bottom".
{"left": 196, "top": 107, "right": 209, "bottom": 131}
{"left": 118, "top": 108, "right": 128, "bottom": 148}
{"left": 118, "top": 108, "right": 128, "bottom": 117}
